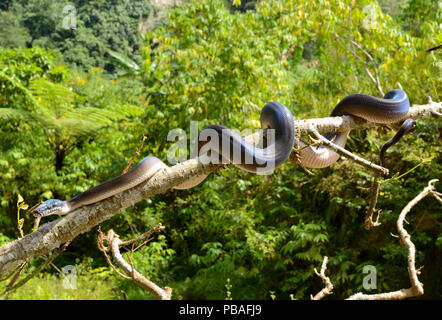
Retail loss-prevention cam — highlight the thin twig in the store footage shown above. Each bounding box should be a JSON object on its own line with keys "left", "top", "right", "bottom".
{"left": 364, "top": 174, "right": 382, "bottom": 229}
{"left": 335, "top": 34, "right": 384, "bottom": 96}
{"left": 119, "top": 223, "right": 165, "bottom": 248}
{"left": 308, "top": 125, "right": 389, "bottom": 176}
{"left": 0, "top": 268, "right": 18, "bottom": 283}
{"left": 122, "top": 135, "right": 147, "bottom": 174}
{"left": 311, "top": 256, "right": 334, "bottom": 300}
{"left": 1, "top": 262, "right": 27, "bottom": 296}
{"left": 1, "top": 239, "right": 73, "bottom": 297}
{"left": 290, "top": 125, "right": 315, "bottom": 175}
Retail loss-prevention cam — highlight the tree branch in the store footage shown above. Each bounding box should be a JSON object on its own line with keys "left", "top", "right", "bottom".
{"left": 311, "top": 256, "right": 333, "bottom": 300}
{"left": 364, "top": 175, "right": 383, "bottom": 229}
{"left": 308, "top": 125, "right": 389, "bottom": 176}
{"left": 347, "top": 179, "right": 440, "bottom": 300}
{"left": 103, "top": 229, "right": 172, "bottom": 300}
{"left": 0, "top": 102, "right": 440, "bottom": 276}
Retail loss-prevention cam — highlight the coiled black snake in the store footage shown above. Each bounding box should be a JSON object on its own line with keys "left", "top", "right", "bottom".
{"left": 33, "top": 89, "right": 413, "bottom": 217}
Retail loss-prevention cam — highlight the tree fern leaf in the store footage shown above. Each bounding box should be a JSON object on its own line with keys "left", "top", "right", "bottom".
{"left": 0, "top": 107, "right": 49, "bottom": 127}
{"left": 0, "top": 108, "right": 28, "bottom": 120}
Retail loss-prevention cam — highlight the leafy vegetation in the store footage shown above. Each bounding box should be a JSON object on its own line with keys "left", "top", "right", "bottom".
{"left": 0, "top": 0, "right": 440, "bottom": 300}
{"left": 3, "top": 0, "right": 152, "bottom": 73}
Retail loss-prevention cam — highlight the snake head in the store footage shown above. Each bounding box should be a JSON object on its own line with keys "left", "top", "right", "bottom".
{"left": 33, "top": 199, "right": 64, "bottom": 218}
{"left": 403, "top": 119, "right": 417, "bottom": 135}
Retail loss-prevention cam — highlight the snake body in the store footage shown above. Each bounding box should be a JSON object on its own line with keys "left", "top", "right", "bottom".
{"left": 298, "top": 89, "right": 410, "bottom": 168}
{"left": 33, "top": 90, "right": 411, "bottom": 217}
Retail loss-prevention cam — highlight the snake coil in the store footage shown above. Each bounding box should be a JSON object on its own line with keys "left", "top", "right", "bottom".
{"left": 34, "top": 89, "right": 412, "bottom": 217}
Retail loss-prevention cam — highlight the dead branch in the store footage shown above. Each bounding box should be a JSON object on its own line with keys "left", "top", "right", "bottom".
{"left": 311, "top": 256, "right": 333, "bottom": 300}
{"left": 364, "top": 175, "right": 383, "bottom": 229}
{"left": 98, "top": 228, "right": 172, "bottom": 300}
{"left": 1, "top": 239, "right": 73, "bottom": 297}
{"left": 119, "top": 223, "right": 165, "bottom": 248}
{"left": 290, "top": 125, "right": 315, "bottom": 175}
{"left": 347, "top": 179, "right": 440, "bottom": 300}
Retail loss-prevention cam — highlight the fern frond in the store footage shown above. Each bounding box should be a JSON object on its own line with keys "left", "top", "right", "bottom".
{"left": 106, "top": 104, "right": 144, "bottom": 118}
{"left": 53, "top": 118, "right": 104, "bottom": 137}
{"left": 1, "top": 75, "right": 144, "bottom": 139}
{"left": 0, "top": 107, "right": 50, "bottom": 126}
{"left": 29, "top": 79, "right": 75, "bottom": 118}
{"left": 30, "top": 79, "right": 74, "bottom": 100}
{"left": 0, "top": 108, "right": 29, "bottom": 120}
{"left": 68, "top": 105, "right": 142, "bottom": 125}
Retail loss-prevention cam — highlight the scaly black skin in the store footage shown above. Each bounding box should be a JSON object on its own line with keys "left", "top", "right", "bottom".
{"left": 380, "top": 119, "right": 417, "bottom": 168}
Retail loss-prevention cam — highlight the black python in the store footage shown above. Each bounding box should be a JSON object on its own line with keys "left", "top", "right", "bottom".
{"left": 33, "top": 89, "right": 412, "bottom": 217}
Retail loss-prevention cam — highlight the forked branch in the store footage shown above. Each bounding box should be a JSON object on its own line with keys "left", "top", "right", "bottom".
{"left": 311, "top": 256, "right": 333, "bottom": 300}
{"left": 97, "top": 225, "right": 172, "bottom": 300}
{"left": 347, "top": 179, "right": 440, "bottom": 300}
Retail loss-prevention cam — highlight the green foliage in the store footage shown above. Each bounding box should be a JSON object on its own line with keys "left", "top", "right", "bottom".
{"left": 140, "top": 0, "right": 441, "bottom": 299}
{"left": 1, "top": 0, "right": 441, "bottom": 300}
{"left": 0, "top": 11, "right": 30, "bottom": 48}
{"left": 0, "top": 46, "right": 67, "bottom": 105}
{"left": 399, "top": 0, "right": 442, "bottom": 37}
{"left": 0, "top": 47, "right": 145, "bottom": 237}
{"left": 4, "top": 259, "right": 117, "bottom": 300}
{"left": 8, "top": 0, "right": 151, "bottom": 73}
{"left": 0, "top": 232, "right": 12, "bottom": 247}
